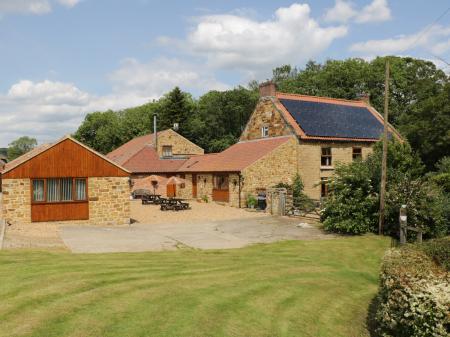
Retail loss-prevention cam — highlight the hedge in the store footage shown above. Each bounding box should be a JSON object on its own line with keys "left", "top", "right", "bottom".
{"left": 375, "top": 244, "right": 450, "bottom": 337}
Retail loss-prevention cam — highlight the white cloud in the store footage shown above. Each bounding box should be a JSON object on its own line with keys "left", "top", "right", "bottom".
{"left": 0, "top": 0, "right": 51, "bottom": 15}
{"left": 350, "top": 25, "right": 450, "bottom": 55}
{"left": 109, "top": 57, "right": 228, "bottom": 98}
{"left": 356, "top": 0, "right": 391, "bottom": 23}
{"left": 324, "top": 0, "right": 356, "bottom": 24}
{"left": 161, "top": 3, "right": 347, "bottom": 78}
{"left": 0, "top": 0, "right": 80, "bottom": 15}
{"left": 0, "top": 57, "right": 228, "bottom": 146}
{"left": 56, "top": 0, "right": 80, "bottom": 8}
{"left": 324, "top": 0, "right": 391, "bottom": 24}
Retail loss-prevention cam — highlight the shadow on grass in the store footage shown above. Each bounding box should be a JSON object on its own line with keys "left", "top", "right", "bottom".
{"left": 366, "top": 295, "right": 381, "bottom": 337}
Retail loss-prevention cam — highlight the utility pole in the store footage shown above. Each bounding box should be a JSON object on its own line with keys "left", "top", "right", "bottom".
{"left": 379, "top": 59, "right": 390, "bottom": 235}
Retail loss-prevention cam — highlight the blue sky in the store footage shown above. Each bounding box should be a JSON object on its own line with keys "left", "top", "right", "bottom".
{"left": 1, "top": 0, "right": 449, "bottom": 146}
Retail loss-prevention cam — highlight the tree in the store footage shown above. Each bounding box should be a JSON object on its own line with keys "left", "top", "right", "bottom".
{"left": 73, "top": 111, "right": 122, "bottom": 154}
{"left": 7, "top": 136, "right": 37, "bottom": 160}
{"left": 158, "top": 87, "right": 195, "bottom": 136}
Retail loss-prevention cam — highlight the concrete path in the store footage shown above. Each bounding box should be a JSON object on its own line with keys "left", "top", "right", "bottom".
{"left": 61, "top": 216, "right": 332, "bottom": 253}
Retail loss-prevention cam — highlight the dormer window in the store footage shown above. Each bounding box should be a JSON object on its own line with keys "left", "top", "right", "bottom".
{"left": 162, "top": 145, "right": 172, "bottom": 157}
{"left": 261, "top": 126, "right": 269, "bottom": 138}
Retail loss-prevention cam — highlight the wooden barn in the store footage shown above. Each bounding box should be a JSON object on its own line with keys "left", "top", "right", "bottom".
{"left": 0, "top": 136, "right": 131, "bottom": 225}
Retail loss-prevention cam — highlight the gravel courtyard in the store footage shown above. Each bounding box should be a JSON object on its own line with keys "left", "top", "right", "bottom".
{"left": 2, "top": 200, "right": 332, "bottom": 252}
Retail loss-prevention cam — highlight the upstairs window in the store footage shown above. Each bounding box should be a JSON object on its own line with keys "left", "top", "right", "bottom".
{"left": 162, "top": 145, "right": 173, "bottom": 157}
{"left": 261, "top": 126, "right": 269, "bottom": 138}
{"left": 321, "top": 147, "right": 332, "bottom": 167}
{"left": 352, "top": 147, "right": 362, "bottom": 161}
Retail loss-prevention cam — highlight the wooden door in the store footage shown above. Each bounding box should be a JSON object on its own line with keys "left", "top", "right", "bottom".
{"left": 192, "top": 174, "right": 197, "bottom": 198}
{"left": 167, "top": 184, "right": 176, "bottom": 198}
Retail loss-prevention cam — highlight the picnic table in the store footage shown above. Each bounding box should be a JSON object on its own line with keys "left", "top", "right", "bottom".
{"left": 160, "top": 198, "right": 190, "bottom": 211}
{"left": 141, "top": 194, "right": 163, "bottom": 205}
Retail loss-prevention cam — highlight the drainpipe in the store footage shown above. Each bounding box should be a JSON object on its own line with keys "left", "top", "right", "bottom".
{"left": 238, "top": 173, "right": 242, "bottom": 208}
{"left": 153, "top": 113, "right": 158, "bottom": 150}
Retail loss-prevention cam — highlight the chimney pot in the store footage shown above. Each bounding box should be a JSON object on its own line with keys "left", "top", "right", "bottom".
{"left": 259, "top": 81, "right": 276, "bottom": 97}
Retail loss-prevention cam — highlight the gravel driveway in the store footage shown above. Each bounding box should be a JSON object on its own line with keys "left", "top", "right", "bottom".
{"left": 61, "top": 204, "right": 332, "bottom": 253}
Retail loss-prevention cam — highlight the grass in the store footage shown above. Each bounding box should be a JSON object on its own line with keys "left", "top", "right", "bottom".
{"left": 0, "top": 236, "right": 389, "bottom": 337}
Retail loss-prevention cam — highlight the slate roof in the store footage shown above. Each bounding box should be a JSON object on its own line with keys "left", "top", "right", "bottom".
{"left": 274, "top": 93, "right": 399, "bottom": 142}
{"left": 122, "top": 146, "right": 188, "bottom": 173}
{"left": 178, "top": 136, "right": 293, "bottom": 172}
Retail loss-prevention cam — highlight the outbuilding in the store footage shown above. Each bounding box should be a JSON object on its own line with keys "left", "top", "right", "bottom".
{"left": 1, "top": 135, "right": 131, "bottom": 225}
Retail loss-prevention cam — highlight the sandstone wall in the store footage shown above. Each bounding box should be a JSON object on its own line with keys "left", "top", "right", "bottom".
{"left": 1, "top": 179, "right": 31, "bottom": 223}
{"left": 157, "top": 129, "right": 204, "bottom": 156}
{"left": 88, "top": 177, "right": 131, "bottom": 225}
{"left": 298, "top": 141, "right": 373, "bottom": 199}
{"left": 240, "top": 98, "right": 293, "bottom": 141}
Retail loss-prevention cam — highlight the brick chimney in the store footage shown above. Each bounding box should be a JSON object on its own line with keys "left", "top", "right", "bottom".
{"left": 259, "top": 81, "right": 276, "bottom": 97}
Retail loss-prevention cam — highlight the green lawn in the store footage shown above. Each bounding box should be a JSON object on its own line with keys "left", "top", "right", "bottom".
{"left": 0, "top": 236, "right": 389, "bottom": 337}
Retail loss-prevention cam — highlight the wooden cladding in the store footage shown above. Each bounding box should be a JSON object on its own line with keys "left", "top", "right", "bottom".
{"left": 212, "top": 174, "right": 229, "bottom": 202}
{"left": 31, "top": 202, "right": 89, "bottom": 222}
{"left": 2, "top": 138, "right": 129, "bottom": 179}
{"left": 212, "top": 189, "right": 229, "bottom": 202}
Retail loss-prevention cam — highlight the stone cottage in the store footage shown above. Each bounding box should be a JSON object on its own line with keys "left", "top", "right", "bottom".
{"left": 240, "top": 82, "right": 402, "bottom": 200}
{"left": 1, "top": 136, "right": 131, "bottom": 225}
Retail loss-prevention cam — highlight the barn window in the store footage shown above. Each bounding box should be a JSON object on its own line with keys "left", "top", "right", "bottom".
{"left": 32, "top": 178, "right": 87, "bottom": 203}
{"left": 32, "top": 179, "right": 45, "bottom": 202}
{"left": 75, "top": 179, "right": 87, "bottom": 200}
{"left": 162, "top": 145, "right": 173, "bottom": 157}
{"left": 213, "top": 174, "right": 229, "bottom": 190}
{"left": 261, "top": 126, "right": 269, "bottom": 138}
{"left": 352, "top": 147, "right": 362, "bottom": 161}
{"left": 321, "top": 147, "right": 332, "bottom": 167}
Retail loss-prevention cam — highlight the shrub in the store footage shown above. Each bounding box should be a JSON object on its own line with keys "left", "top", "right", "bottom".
{"left": 422, "top": 237, "right": 450, "bottom": 272}
{"left": 246, "top": 195, "right": 257, "bottom": 208}
{"left": 376, "top": 246, "right": 450, "bottom": 337}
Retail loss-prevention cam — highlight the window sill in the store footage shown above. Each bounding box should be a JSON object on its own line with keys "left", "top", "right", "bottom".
{"left": 31, "top": 200, "right": 88, "bottom": 205}
{"left": 320, "top": 166, "right": 334, "bottom": 170}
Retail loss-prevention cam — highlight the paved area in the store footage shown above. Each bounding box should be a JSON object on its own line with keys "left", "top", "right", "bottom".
{"left": 61, "top": 210, "right": 332, "bottom": 253}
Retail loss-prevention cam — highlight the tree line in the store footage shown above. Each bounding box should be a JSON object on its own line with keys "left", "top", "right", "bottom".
{"left": 5, "top": 56, "right": 450, "bottom": 173}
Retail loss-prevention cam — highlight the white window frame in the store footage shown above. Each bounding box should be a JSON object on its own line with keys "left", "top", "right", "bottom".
{"left": 261, "top": 126, "right": 269, "bottom": 138}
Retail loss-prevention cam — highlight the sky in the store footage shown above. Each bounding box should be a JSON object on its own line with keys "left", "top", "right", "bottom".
{"left": 0, "top": 0, "right": 449, "bottom": 147}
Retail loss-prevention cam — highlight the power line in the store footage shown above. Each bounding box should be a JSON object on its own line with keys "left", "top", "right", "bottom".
{"left": 406, "top": 6, "right": 450, "bottom": 51}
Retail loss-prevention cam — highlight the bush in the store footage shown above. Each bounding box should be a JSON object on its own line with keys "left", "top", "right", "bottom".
{"left": 246, "top": 195, "right": 257, "bottom": 208}
{"left": 422, "top": 237, "right": 450, "bottom": 272}
{"left": 375, "top": 245, "right": 450, "bottom": 337}
{"left": 322, "top": 139, "right": 449, "bottom": 237}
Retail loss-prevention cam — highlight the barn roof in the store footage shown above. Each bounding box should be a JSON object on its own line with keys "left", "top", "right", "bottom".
{"left": 274, "top": 93, "right": 401, "bottom": 142}
{"left": 178, "top": 136, "right": 293, "bottom": 172}
{"left": 1, "top": 135, "right": 130, "bottom": 175}
{"left": 121, "top": 146, "right": 188, "bottom": 173}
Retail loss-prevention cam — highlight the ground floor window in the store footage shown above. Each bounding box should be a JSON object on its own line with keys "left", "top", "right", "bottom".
{"left": 321, "top": 177, "right": 329, "bottom": 198}
{"left": 213, "top": 174, "right": 229, "bottom": 190}
{"left": 32, "top": 178, "right": 87, "bottom": 203}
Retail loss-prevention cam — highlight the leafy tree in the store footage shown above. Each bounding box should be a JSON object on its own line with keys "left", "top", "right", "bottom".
{"left": 158, "top": 87, "right": 195, "bottom": 136}
{"left": 322, "top": 140, "right": 447, "bottom": 237}
{"left": 7, "top": 136, "right": 37, "bottom": 160}
{"left": 73, "top": 111, "right": 122, "bottom": 154}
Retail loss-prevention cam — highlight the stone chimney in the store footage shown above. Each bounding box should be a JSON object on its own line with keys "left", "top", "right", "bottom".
{"left": 358, "top": 92, "right": 370, "bottom": 105}
{"left": 259, "top": 81, "right": 276, "bottom": 97}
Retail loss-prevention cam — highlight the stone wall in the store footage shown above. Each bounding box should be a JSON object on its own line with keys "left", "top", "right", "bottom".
{"left": 157, "top": 129, "right": 204, "bottom": 157}
{"left": 298, "top": 141, "right": 373, "bottom": 199}
{"left": 241, "top": 137, "right": 298, "bottom": 202}
{"left": 240, "top": 98, "right": 293, "bottom": 141}
{"left": 88, "top": 177, "right": 131, "bottom": 225}
{"left": 196, "top": 174, "right": 214, "bottom": 202}
{"left": 1, "top": 178, "right": 31, "bottom": 223}
{"left": 175, "top": 173, "right": 193, "bottom": 199}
